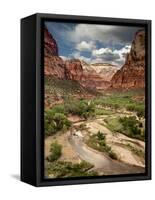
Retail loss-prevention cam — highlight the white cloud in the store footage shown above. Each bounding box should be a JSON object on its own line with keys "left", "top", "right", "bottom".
{"left": 67, "top": 24, "right": 116, "bottom": 43}
{"left": 66, "top": 24, "right": 138, "bottom": 45}
{"left": 113, "top": 45, "right": 131, "bottom": 57}
{"left": 92, "top": 48, "right": 113, "bottom": 56}
{"left": 67, "top": 44, "right": 131, "bottom": 66}
{"left": 91, "top": 45, "right": 131, "bottom": 66}
{"left": 76, "top": 41, "right": 96, "bottom": 51}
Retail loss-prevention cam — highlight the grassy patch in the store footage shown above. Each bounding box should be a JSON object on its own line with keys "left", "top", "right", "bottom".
{"left": 46, "top": 161, "right": 97, "bottom": 178}
{"left": 86, "top": 131, "right": 118, "bottom": 160}
{"left": 104, "top": 117, "right": 123, "bottom": 133}
{"left": 95, "top": 108, "right": 114, "bottom": 115}
{"left": 93, "top": 91, "right": 145, "bottom": 117}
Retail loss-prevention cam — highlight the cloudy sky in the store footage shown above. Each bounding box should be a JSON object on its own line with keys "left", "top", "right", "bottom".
{"left": 45, "top": 21, "right": 140, "bottom": 67}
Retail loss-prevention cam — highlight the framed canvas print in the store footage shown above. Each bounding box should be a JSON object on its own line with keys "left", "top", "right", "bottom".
{"left": 21, "top": 13, "right": 151, "bottom": 187}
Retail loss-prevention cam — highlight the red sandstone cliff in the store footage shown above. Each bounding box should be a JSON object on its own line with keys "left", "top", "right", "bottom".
{"left": 65, "top": 59, "right": 110, "bottom": 89}
{"left": 111, "top": 30, "right": 145, "bottom": 89}
{"left": 44, "top": 27, "right": 58, "bottom": 56}
{"left": 44, "top": 27, "right": 65, "bottom": 78}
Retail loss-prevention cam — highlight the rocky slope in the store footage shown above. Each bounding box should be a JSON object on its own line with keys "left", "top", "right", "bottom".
{"left": 111, "top": 30, "right": 145, "bottom": 89}
{"left": 44, "top": 56, "right": 65, "bottom": 78}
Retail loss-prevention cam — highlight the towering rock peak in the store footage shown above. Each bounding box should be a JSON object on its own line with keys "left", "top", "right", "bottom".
{"left": 111, "top": 30, "right": 145, "bottom": 89}
{"left": 44, "top": 27, "right": 65, "bottom": 78}
{"left": 130, "top": 30, "right": 145, "bottom": 62}
{"left": 44, "top": 26, "right": 58, "bottom": 56}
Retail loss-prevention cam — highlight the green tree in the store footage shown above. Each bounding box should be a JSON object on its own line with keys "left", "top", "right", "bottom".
{"left": 47, "top": 142, "right": 62, "bottom": 162}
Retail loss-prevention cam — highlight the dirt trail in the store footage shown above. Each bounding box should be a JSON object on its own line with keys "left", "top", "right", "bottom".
{"left": 69, "top": 135, "right": 145, "bottom": 175}
{"left": 69, "top": 114, "right": 145, "bottom": 173}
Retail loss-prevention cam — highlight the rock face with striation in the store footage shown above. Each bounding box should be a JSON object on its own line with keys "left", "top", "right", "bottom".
{"left": 44, "top": 27, "right": 66, "bottom": 79}
{"left": 111, "top": 30, "right": 145, "bottom": 89}
{"left": 44, "top": 27, "right": 58, "bottom": 56}
{"left": 44, "top": 56, "right": 65, "bottom": 79}
{"left": 65, "top": 59, "right": 84, "bottom": 81}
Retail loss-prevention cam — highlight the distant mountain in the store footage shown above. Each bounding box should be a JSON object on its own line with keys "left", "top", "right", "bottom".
{"left": 111, "top": 30, "right": 145, "bottom": 89}
{"left": 82, "top": 62, "right": 118, "bottom": 81}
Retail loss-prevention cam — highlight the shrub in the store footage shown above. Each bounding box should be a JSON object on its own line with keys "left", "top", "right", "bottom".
{"left": 51, "top": 104, "right": 66, "bottom": 114}
{"left": 136, "top": 107, "right": 145, "bottom": 118}
{"left": 127, "top": 104, "right": 145, "bottom": 118}
{"left": 47, "top": 142, "right": 62, "bottom": 162}
{"left": 119, "top": 116, "right": 138, "bottom": 128}
{"left": 97, "top": 131, "right": 105, "bottom": 140}
{"left": 87, "top": 131, "right": 117, "bottom": 160}
{"left": 45, "top": 110, "right": 71, "bottom": 136}
{"left": 119, "top": 116, "right": 144, "bottom": 140}
{"left": 108, "top": 150, "right": 118, "bottom": 160}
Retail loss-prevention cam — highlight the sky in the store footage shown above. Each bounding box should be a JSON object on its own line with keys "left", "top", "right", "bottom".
{"left": 45, "top": 21, "right": 140, "bottom": 67}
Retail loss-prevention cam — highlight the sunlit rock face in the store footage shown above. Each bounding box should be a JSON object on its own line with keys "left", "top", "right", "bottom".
{"left": 111, "top": 30, "right": 145, "bottom": 89}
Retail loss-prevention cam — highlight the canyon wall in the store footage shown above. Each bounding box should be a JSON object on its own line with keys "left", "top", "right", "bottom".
{"left": 44, "top": 27, "right": 116, "bottom": 90}
{"left": 111, "top": 30, "right": 145, "bottom": 89}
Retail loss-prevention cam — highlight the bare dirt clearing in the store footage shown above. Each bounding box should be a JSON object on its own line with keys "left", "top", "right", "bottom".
{"left": 45, "top": 131, "right": 81, "bottom": 164}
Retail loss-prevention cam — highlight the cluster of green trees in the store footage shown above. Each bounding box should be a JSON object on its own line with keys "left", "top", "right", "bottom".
{"left": 119, "top": 116, "right": 144, "bottom": 140}
{"left": 93, "top": 94, "right": 145, "bottom": 118}
{"left": 64, "top": 100, "right": 95, "bottom": 119}
{"left": 104, "top": 116, "right": 144, "bottom": 141}
{"left": 46, "top": 160, "right": 97, "bottom": 178}
{"left": 126, "top": 105, "right": 145, "bottom": 118}
{"left": 46, "top": 142, "right": 62, "bottom": 162}
{"left": 45, "top": 99, "right": 96, "bottom": 136}
{"left": 87, "top": 131, "right": 117, "bottom": 160}
{"left": 45, "top": 110, "right": 71, "bottom": 136}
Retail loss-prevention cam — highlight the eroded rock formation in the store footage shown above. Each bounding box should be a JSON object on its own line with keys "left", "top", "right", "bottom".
{"left": 111, "top": 30, "right": 145, "bottom": 89}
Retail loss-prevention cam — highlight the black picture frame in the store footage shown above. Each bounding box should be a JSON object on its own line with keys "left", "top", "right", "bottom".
{"left": 21, "top": 13, "right": 151, "bottom": 187}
